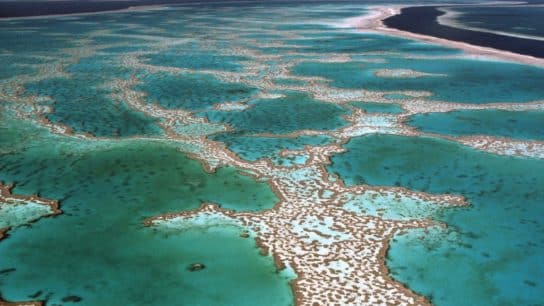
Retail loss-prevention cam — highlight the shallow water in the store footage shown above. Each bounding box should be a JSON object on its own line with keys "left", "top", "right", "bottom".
{"left": 211, "top": 133, "right": 334, "bottom": 165}
{"left": 287, "top": 31, "right": 459, "bottom": 55}
{"left": 136, "top": 71, "right": 258, "bottom": 111}
{"left": 25, "top": 78, "right": 163, "bottom": 137}
{"left": 329, "top": 135, "right": 544, "bottom": 306}
{"left": 144, "top": 51, "right": 248, "bottom": 72}
{"left": 293, "top": 57, "right": 544, "bottom": 103}
{"left": 203, "top": 92, "right": 350, "bottom": 134}
{"left": 0, "top": 116, "right": 291, "bottom": 305}
{"left": 1, "top": 2, "right": 543, "bottom": 305}
{"left": 409, "top": 110, "right": 544, "bottom": 140}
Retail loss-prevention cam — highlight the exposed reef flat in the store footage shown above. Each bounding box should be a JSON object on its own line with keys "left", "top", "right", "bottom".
{"left": 0, "top": 184, "right": 59, "bottom": 306}
{"left": 0, "top": 299, "right": 42, "bottom": 306}
{"left": 0, "top": 183, "right": 60, "bottom": 241}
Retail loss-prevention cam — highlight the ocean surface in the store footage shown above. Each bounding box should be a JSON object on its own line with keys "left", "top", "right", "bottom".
{"left": 0, "top": 0, "right": 483, "bottom": 18}
{"left": 0, "top": 2, "right": 543, "bottom": 305}
{"left": 409, "top": 110, "right": 544, "bottom": 140}
{"left": 384, "top": 6, "right": 544, "bottom": 58}
{"left": 444, "top": 5, "right": 544, "bottom": 39}
{"left": 329, "top": 135, "right": 544, "bottom": 306}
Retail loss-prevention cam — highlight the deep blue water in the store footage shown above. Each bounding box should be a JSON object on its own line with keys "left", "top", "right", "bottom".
{"left": 384, "top": 6, "right": 544, "bottom": 58}
{"left": 450, "top": 6, "right": 544, "bottom": 38}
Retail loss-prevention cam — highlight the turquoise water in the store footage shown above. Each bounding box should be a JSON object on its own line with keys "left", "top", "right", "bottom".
{"left": 342, "top": 190, "right": 443, "bottom": 220}
{"left": 100, "top": 45, "right": 147, "bottom": 53}
{"left": 409, "top": 110, "right": 544, "bottom": 140}
{"left": 203, "top": 92, "right": 350, "bottom": 134}
{"left": 286, "top": 32, "right": 458, "bottom": 55}
{"left": 0, "top": 55, "right": 40, "bottom": 80}
{"left": 136, "top": 72, "right": 257, "bottom": 111}
{"left": 350, "top": 101, "right": 404, "bottom": 114}
{"left": 383, "top": 93, "right": 412, "bottom": 100}
{"left": 91, "top": 34, "right": 153, "bottom": 45}
{"left": 22, "top": 54, "right": 164, "bottom": 137}
{"left": 144, "top": 51, "right": 248, "bottom": 72}
{"left": 1, "top": 2, "right": 544, "bottom": 305}
{"left": 255, "top": 31, "right": 458, "bottom": 55}
{"left": 0, "top": 23, "right": 75, "bottom": 55}
{"left": 329, "top": 135, "right": 544, "bottom": 306}
{"left": 0, "top": 114, "right": 292, "bottom": 305}
{"left": 211, "top": 133, "right": 333, "bottom": 165}
{"left": 25, "top": 76, "right": 163, "bottom": 137}
{"left": 293, "top": 58, "right": 544, "bottom": 103}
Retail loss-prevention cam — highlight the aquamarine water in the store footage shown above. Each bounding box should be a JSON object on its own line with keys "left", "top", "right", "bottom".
{"left": 1, "top": 2, "right": 544, "bottom": 305}
{"left": 293, "top": 57, "right": 544, "bottom": 103}
{"left": 328, "top": 135, "right": 544, "bottom": 306}
{"left": 0, "top": 114, "right": 291, "bottom": 305}
{"left": 210, "top": 133, "right": 334, "bottom": 165}
{"left": 383, "top": 93, "right": 412, "bottom": 100}
{"left": 25, "top": 77, "right": 163, "bottom": 137}
{"left": 144, "top": 51, "right": 248, "bottom": 72}
{"left": 287, "top": 31, "right": 460, "bottom": 55}
{"left": 136, "top": 72, "right": 258, "bottom": 111}
{"left": 409, "top": 110, "right": 544, "bottom": 140}
{"left": 203, "top": 92, "right": 350, "bottom": 134}
{"left": 0, "top": 55, "right": 40, "bottom": 80}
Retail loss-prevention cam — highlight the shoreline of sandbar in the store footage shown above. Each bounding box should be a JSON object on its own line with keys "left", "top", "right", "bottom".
{"left": 347, "top": 5, "right": 544, "bottom": 67}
